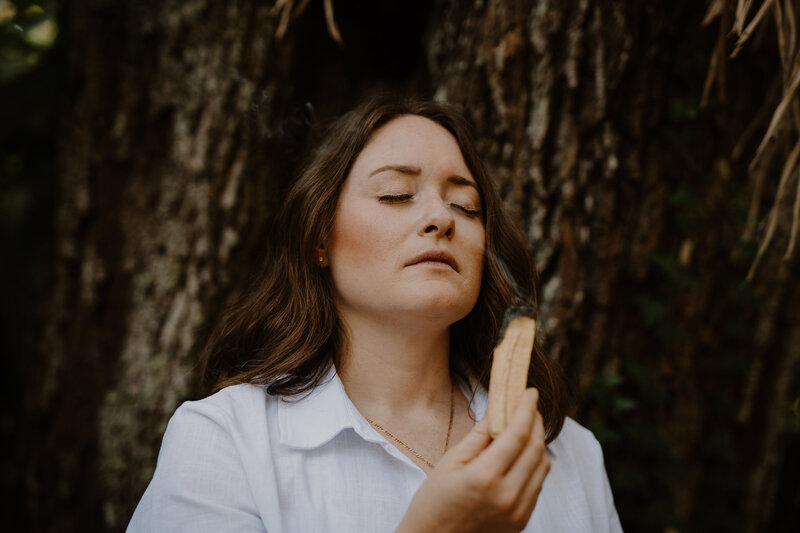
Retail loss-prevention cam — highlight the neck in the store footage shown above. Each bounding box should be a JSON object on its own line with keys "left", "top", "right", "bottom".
{"left": 336, "top": 311, "right": 453, "bottom": 419}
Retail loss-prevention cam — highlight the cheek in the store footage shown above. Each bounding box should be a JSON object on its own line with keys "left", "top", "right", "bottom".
{"left": 463, "top": 226, "right": 486, "bottom": 275}
{"left": 328, "top": 205, "right": 393, "bottom": 271}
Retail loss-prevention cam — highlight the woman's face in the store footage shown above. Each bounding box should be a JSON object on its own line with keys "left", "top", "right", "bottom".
{"left": 327, "top": 115, "right": 485, "bottom": 329}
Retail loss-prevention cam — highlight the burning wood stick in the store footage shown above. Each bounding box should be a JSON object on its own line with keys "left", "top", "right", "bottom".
{"left": 487, "top": 306, "right": 537, "bottom": 438}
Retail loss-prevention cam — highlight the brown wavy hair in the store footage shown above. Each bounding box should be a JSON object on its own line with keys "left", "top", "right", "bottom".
{"left": 200, "top": 97, "right": 567, "bottom": 442}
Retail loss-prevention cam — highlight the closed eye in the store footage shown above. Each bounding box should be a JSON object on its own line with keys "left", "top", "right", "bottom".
{"left": 451, "top": 203, "right": 482, "bottom": 217}
{"left": 379, "top": 194, "right": 413, "bottom": 203}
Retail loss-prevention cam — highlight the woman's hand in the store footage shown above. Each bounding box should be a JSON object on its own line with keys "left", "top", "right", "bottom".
{"left": 396, "top": 388, "right": 550, "bottom": 533}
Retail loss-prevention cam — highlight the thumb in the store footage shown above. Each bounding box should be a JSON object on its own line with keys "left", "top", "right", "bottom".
{"left": 441, "top": 417, "right": 492, "bottom": 467}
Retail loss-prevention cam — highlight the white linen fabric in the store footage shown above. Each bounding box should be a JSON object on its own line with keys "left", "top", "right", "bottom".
{"left": 128, "top": 368, "right": 623, "bottom": 532}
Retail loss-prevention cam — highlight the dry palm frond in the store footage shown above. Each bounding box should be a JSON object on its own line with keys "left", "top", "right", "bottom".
{"left": 295, "top": 0, "right": 312, "bottom": 17}
{"left": 750, "top": 52, "right": 800, "bottom": 170}
{"left": 733, "top": 78, "right": 781, "bottom": 160}
{"left": 784, "top": 1, "right": 797, "bottom": 68}
{"left": 747, "top": 138, "right": 800, "bottom": 280}
{"left": 773, "top": 0, "right": 788, "bottom": 73}
{"left": 706, "top": 0, "right": 800, "bottom": 278}
{"left": 702, "top": 0, "right": 730, "bottom": 106}
{"left": 734, "top": 0, "right": 756, "bottom": 36}
{"left": 788, "top": 173, "right": 800, "bottom": 257}
{"left": 731, "top": 0, "right": 776, "bottom": 58}
{"left": 272, "top": 0, "right": 344, "bottom": 46}
{"left": 742, "top": 141, "right": 775, "bottom": 241}
{"left": 273, "top": 0, "right": 294, "bottom": 40}
{"left": 705, "top": 0, "right": 729, "bottom": 24}
{"left": 322, "top": 0, "right": 344, "bottom": 46}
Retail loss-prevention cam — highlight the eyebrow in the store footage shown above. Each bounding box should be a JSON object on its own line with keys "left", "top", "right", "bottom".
{"left": 368, "top": 164, "right": 479, "bottom": 192}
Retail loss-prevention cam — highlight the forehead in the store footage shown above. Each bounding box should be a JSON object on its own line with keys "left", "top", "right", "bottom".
{"left": 350, "top": 115, "right": 471, "bottom": 176}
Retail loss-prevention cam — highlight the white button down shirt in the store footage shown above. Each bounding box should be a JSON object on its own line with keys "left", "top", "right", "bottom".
{"left": 129, "top": 368, "right": 623, "bottom": 532}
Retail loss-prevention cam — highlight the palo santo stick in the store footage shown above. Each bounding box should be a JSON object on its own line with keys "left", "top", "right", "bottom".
{"left": 487, "top": 306, "right": 537, "bottom": 438}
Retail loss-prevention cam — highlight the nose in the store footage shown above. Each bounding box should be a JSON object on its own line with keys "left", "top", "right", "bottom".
{"left": 418, "top": 198, "right": 455, "bottom": 239}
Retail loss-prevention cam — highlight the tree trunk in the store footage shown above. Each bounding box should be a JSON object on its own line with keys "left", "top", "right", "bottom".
{"left": 427, "top": 1, "right": 800, "bottom": 531}
{"left": 25, "top": 0, "right": 798, "bottom": 532}
{"left": 28, "top": 1, "right": 306, "bottom": 530}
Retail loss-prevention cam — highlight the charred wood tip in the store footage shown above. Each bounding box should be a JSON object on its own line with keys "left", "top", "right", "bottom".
{"left": 496, "top": 305, "right": 537, "bottom": 346}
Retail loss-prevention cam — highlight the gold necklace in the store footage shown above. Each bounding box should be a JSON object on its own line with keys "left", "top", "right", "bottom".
{"left": 366, "top": 382, "right": 455, "bottom": 470}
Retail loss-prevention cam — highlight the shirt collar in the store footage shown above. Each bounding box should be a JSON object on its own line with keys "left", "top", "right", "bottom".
{"left": 277, "top": 366, "right": 489, "bottom": 450}
{"left": 277, "top": 365, "right": 382, "bottom": 449}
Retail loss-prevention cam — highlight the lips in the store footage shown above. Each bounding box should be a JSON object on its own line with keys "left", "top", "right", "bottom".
{"left": 406, "top": 250, "right": 459, "bottom": 272}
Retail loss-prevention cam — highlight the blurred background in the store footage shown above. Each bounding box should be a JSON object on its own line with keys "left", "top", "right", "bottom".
{"left": 2, "top": 0, "right": 799, "bottom": 531}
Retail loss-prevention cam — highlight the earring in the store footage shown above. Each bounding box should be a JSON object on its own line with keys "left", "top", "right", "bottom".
{"left": 319, "top": 256, "right": 325, "bottom": 264}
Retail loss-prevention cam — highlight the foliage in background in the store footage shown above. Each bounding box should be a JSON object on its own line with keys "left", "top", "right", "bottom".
{"left": 586, "top": 364, "right": 685, "bottom": 531}
{"left": 0, "top": 0, "right": 59, "bottom": 528}
{"left": 583, "top": 30, "right": 800, "bottom": 526}
{"left": 0, "top": 0, "right": 58, "bottom": 83}
{"left": 702, "top": 2, "right": 800, "bottom": 529}
{"left": 703, "top": 0, "right": 800, "bottom": 279}
{"left": 770, "top": 379, "right": 800, "bottom": 532}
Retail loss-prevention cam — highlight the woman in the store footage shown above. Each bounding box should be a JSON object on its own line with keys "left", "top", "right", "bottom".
{"left": 128, "top": 98, "right": 623, "bottom": 532}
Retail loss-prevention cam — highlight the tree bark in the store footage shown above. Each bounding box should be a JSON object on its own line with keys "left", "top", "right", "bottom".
{"left": 25, "top": 0, "right": 799, "bottom": 532}
{"left": 427, "top": 1, "right": 800, "bottom": 531}
{"left": 28, "top": 1, "right": 306, "bottom": 530}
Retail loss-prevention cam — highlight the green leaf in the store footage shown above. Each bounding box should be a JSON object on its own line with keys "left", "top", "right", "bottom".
{"left": 635, "top": 293, "right": 667, "bottom": 326}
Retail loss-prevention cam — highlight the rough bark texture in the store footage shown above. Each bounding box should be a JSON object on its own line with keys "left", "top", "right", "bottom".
{"left": 29, "top": 1, "right": 303, "bottom": 530}
{"left": 428, "top": 1, "right": 799, "bottom": 530}
{"left": 23, "top": 0, "right": 799, "bottom": 532}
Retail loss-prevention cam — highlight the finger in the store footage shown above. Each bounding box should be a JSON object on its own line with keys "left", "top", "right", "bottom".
{"left": 472, "top": 388, "right": 538, "bottom": 475}
{"left": 514, "top": 447, "right": 551, "bottom": 521}
{"left": 502, "top": 410, "right": 546, "bottom": 491}
{"left": 440, "top": 417, "right": 492, "bottom": 467}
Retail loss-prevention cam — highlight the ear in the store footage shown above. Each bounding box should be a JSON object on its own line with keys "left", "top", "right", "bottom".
{"left": 317, "top": 244, "right": 328, "bottom": 267}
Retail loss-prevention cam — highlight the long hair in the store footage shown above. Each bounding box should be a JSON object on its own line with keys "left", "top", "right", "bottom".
{"left": 200, "top": 97, "right": 567, "bottom": 442}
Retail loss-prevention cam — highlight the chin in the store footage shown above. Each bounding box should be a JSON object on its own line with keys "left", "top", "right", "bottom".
{"left": 402, "top": 291, "right": 477, "bottom": 323}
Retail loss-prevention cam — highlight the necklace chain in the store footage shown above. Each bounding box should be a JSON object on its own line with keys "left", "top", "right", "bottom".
{"left": 366, "top": 382, "right": 455, "bottom": 470}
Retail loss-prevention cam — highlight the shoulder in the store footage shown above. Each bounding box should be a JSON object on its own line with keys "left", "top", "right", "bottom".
{"left": 551, "top": 417, "right": 601, "bottom": 452}
{"left": 160, "top": 383, "right": 274, "bottom": 462}
{"left": 547, "top": 416, "right": 607, "bottom": 473}
{"left": 171, "top": 383, "right": 269, "bottom": 428}
{"left": 156, "top": 383, "right": 271, "bottom": 467}
{"left": 128, "top": 384, "right": 273, "bottom": 531}
{"left": 543, "top": 417, "right": 623, "bottom": 532}
{"left": 546, "top": 417, "right": 611, "bottom": 500}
